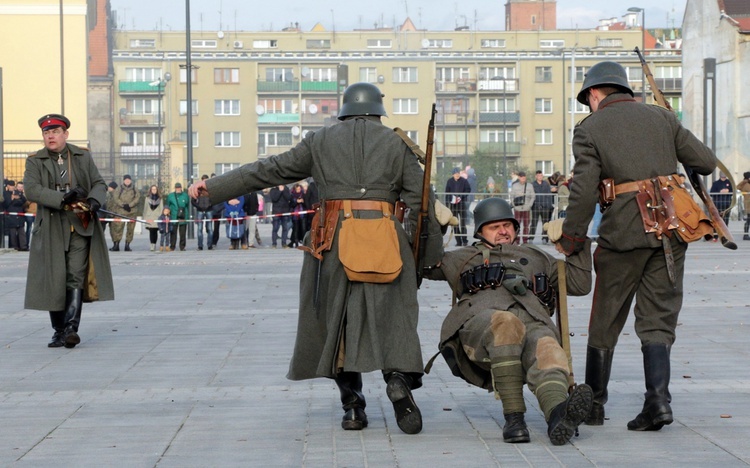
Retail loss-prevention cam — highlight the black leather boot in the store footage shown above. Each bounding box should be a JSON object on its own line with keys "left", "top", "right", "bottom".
{"left": 124, "top": 242, "right": 132, "bottom": 251}
{"left": 503, "top": 412, "right": 530, "bottom": 443}
{"left": 547, "top": 384, "right": 593, "bottom": 446}
{"left": 48, "top": 310, "right": 66, "bottom": 348}
{"left": 110, "top": 241, "right": 120, "bottom": 252}
{"left": 584, "top": 346, "right": 614, "bottom": 425}
{"left": 384, "top": 371, "right": 422, "bottom": 434}
{"left": 627, "top": 343, "right": 673, "bottom": 431}
{"left": 62, "top": 289, "right": 83, "bottom": 348}
{"left": 334, "top": 372, "right": 368, "bottom": 430}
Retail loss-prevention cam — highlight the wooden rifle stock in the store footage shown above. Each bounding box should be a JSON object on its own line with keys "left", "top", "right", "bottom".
{"left": 635, "top": 47, "right": 737, "bottom": 250}
{"left": 413, "top": 103, "right": 437, "bottom": 285}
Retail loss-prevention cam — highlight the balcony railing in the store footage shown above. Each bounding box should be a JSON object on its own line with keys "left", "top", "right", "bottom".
{"left": 434, "top": 79, "right": 477, "bottom": 92}
{"left": 258, "top": 113, "right": 300, "bottom": 124}
{"left": 301, "top": 81, "right": 337, "bottom": 92}
{"left": 435, "top": 111, "right": 477, "bottom": 125}
{"left": 655, "top": 77, "right": 682, "bottom": 91}
{"left": 119, "top": 113, "right": 165, "bottom": 127}
{"left": 257, "top": 81, "right": 299, "bottom": 92}
{"left": 478, "top": 111, "right": 521, "bottom": 124}
{"left": 118, "top": 81, "right": 161, "bottom": 93}
{"left": 476, "top": 141, "right": 521, "bottom": 155}
{"left": 477, "top": 78, "right": 519, "bottom": 92}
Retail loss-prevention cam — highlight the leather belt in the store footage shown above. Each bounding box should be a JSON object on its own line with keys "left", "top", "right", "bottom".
{"left": 615, "top": 175, "right": 681, "bottom": 195}
{"left": 343, "top": 200, "right": 394, "bottom": 214}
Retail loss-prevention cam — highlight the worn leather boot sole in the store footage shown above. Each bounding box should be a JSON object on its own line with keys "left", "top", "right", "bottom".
{"left": 548, "top": 384, "right": 594, "bottom": 446}
{"left": 341, "top": 408, "right": 368, "bottom": 431}
{"left": 63, "top": 330, "right": 80, "bottom": 349}
{"left": 386, "top": 375, "right": 422, "bottom": 434}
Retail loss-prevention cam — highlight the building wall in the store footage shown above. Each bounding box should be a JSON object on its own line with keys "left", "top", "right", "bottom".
{"left": 506, "top": 0, "right": 557, "bottom": 31}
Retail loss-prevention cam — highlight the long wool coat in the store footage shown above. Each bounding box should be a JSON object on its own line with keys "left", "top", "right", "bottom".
{"left": 23, "top": 144, "right": 115, "bottom": 310}
{"left": 205, "top": 117, "right": 444, "bottom": 380}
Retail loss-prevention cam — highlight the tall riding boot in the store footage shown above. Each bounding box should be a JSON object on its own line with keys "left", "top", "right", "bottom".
{"left": 334, "top": 372, "right": 368, "bottom": 430}
{"left": 110, "top": 241, "right": 120, "bottom": 252}
{"left": 124, "top": 241, "right": 132, "bottom": 251}
{"left": 627, "top": 343, "right": 673, "bottom": 431}
{"left": 584, "top": 346, "right": 615, "bottom": 425}
{"left": 490, "top": 357, "right": 529, "bottom": 443}
{"left": 62, "top": 289, "right": 84, "bottom": 348}
{"left": 48, "top": 310, "right": 66, "bottom": 348}
{"left": 384, "top": 371, "right": 422, "bottom": 434}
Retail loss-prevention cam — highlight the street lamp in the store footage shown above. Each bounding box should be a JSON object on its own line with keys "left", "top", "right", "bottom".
{"left": 628, "top": 7, "right": 646, "bottom": 102}
{"left": 150, "top": 72, "right": 171, "bottom": 186}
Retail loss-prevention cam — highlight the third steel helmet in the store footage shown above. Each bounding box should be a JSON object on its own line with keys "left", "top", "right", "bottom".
{"left": 338, "top": 82, "right": 387, "bottom": 120}
{"left": 576, "top": 61, "right": 633, "bottom": 106}
{"left": 473, "top": 198, "right": 519, "bottom": 239}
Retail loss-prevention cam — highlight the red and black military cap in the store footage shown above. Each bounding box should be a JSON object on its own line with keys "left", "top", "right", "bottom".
{"left": 38, "top": 114, "right": 71, "bottom": 131}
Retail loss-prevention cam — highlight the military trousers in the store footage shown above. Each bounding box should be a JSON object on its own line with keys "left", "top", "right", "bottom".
{"left": 588, "top": 237, "right": 686, "bottom": 350}
{"left": 65, "top": 231, "right": 91, "bottom": 290}
{"left": 110, "top": 216, "right": 135, "bottom": 242}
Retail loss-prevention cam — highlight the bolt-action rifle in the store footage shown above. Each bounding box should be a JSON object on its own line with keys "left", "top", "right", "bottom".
{"left": 412, "top": 103, "right": 437, "bottom": 286}
{"left": 634, "top": 47, "right": 737, "bottom": 250}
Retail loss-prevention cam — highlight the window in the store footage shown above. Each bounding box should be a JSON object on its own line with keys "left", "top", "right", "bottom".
{"left": 536, "top": 161, "right": 554, "bottom": 175}
{"left": 480, "top": 66, "right": 516, "bottom": 80}
{"left": 126, "top": 99, "right": 156, "bottom": 114}
{"left": 125, "top": 67, "right": 162, "bottom": 82}
{"left": 535, "top": 98, "right": 553, "bottom": 113}
{"left": 360, "top": 67, "right": 378, "bottom": 83}
{"left": 306, "top": 39, "right": 331, "bottom": 49}
{"left": 481, "top": 129, "right": 516, "bottom": 143}
{"left": 179, "top": 131, "right": 199, "bottom": 147}
{"left": 480, "top": 98, "right": 515, "bottom": 113}
{"left": 535, "top": 129, "right": 553, "bottom": 145}
{"left": 253, "top": 39, "right": 277, "bottom": 49}
{"left": 480, "top": 39, "right": 506, "bottom": 48}
{"left": 568, "top": 98, "right": 589, "bottom": 113}
{"left": 392, "top": 98, "right": 418, "bottom": 114}
{"left": 215, "top": 99, "right": 240, "bottom": 116}
{"left": 392, "top": 67, "right": 418, "bottom": 83}
{"left": 260, "top": 132, "right": 293, "bottom": 147}
{"left": 655, "top": 66, "right": 682, "bottom": 79}
{"left": 367, "top": 39, "right": 392, "bottom": 49}
{"left": 405, "top": 130, "right": 419, "bottom": 144}
{"left": 179, "top": 67, "right": 198, "bottom": 84}
{"left": 625, "top": 66, "right": 643, "bottom": 82}
{"left": 436, "top": 67, "right": 470, "bottom": 82}
{"left": 597, "top": 38, "right": 623, "bottom": 48}
{"left": 215, "top": 163, "right": 240, "bottom": 174}
{"left": 191, "top": 39, "right": 217, "bottom": 48}
{"left": 309, "top": 67, "right": 336, "bottom": 82}
{"left": 666, "top": 96, "right": 682, "bottom": 111}
{"left": 539, "top": 39, "right": 565, "bottom": 48}
{"left": 179, "top": 100, "right": 199, "bottom": 116}
{"left": 127, "top": 131, "right": 158, "bottom": 146}
{"left": 214, "top": 68, "right": 240, "bottom": 84}
{"left": 183, "top": 163, "right": 199, "bottom": 180}
{"left": 130, "top": 39, "right": 155, "bottom": 48}
{"left": 258, "top": 99, "right": 294, "bottom": 114}
{"left": 535, "top": 67, "right": 553, "bottom": 83}
{"left": 265, "top": 67, "right": 294, "bottom": 82}
{"left": 424, "top": 39, "right": 453, "bottom": 48}
{"left": 568, "top": 66, "right": 587, "bottom": 83}
{"left": 124, "top": 163, "right": 160, "bottom": 179}
{"left": 215, "top": 132, "right": 241, "bottom": 147}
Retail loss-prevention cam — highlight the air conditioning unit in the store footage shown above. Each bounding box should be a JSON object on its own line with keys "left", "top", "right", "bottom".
{"left": 233, "top": 40, "right": 243, "bottom": 49}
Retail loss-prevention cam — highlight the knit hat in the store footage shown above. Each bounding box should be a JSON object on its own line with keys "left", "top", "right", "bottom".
{"left": 174, "top": 182, "right": 182, "bottom": 188}
{"left": 108, "top": 181, "right": 118, "bottom": 189}
{"left": 123, "top": 174, "right": 132, "bottom": 181}
{"left": 744, "top": 171, "right": 750, "bottom": 180}
{"left": 452, "top": 167, "right": 461, "bottom": 174}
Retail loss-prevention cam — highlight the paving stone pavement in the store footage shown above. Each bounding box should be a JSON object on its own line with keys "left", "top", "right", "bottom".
{"left": 1, "top": 224, "right": 749, "bottom": 467}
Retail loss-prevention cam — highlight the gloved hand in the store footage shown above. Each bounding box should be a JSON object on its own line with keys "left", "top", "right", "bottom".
{"left": 123, "top": 203, "right": 131, "bottom": 212}
{"left": 86, "top": 198, "right": 101, "bottom": 214}
{"left": 543, "top": 218, "right": 564, "bottom": 243}
{"left": 62, "top": 186, "right": 87, "bottom": 205}
{"left": 434, "top": 200, "right": 459, "bottom": 226}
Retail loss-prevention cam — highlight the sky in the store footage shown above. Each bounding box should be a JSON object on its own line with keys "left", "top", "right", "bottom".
{"left": 108, "top": 0, "right": 688, "bottom": 33}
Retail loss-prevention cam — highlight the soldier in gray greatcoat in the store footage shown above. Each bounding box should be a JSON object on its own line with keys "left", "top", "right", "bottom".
{"left": 424, "top": 198, "right": 594, "bottom": 445}
{"left": 559, "top": 61, "right": 717, "bottom": 432}
{"left": 24, "top": 114, "right": 114, "bottom": 348}
{"left": 188, "top": 83, "right": 444, "bottom": 434}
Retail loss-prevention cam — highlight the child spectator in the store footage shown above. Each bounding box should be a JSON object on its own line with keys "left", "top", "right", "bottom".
{"left": 158, "top": 207, "right": 172, "bottom": 252}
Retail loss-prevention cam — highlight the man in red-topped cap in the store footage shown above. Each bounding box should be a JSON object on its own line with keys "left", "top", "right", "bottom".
{"left": 23, "top": 113, "right": 115, "bottom": 348}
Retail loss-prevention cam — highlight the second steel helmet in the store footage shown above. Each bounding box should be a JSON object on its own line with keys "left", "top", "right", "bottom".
{"left": 338, "top": 82, "right": 387, "bottom": 120}
{"left": 576, "top": 61, "right": 634, "bottom": 106}
{"left": 473, "top": 198, "right": 519, "bottom": 239}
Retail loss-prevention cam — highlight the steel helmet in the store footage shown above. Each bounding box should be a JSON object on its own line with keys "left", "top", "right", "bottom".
{"left": 473, "top": 197, "right": 519, "bottom": 239}
{"left": 576, "top": 61, "right": 634, "bottom": 106}
{"left": 338, "top": 82, "right": 387, "bottom": 120}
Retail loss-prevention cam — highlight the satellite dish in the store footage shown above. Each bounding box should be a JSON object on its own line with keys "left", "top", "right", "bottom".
{"left": 301, "top": 67, "right": 310, "bottom": 77}
{"left": 217, "top": 31, "right": 225, "bottom": 39}
{"left": 119, "top": 108, "right": 127, "bottom": 115}
{"left": 421, "top": 38, "right": 430, "bottom": 48}
{"left": 255, "top": 105, "right": 265, "bottom": 115}
{"left": 309, "top": 104, "right": 318, "bottom": 114}
{"left": 291, "top": 126, "right": 300, "bottom": 136}
{"left": 301, "top": 130, "right": 309, "bottom": 138}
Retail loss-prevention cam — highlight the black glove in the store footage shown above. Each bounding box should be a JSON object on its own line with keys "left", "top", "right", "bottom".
{"left": 62, "top": 186, "right": 87, "bottom": 204}
{"left": 87, "top": 198, "right": 101, "bottom": 214}
{"left": 123, "top": 203, "right": 131, "bottom": 212}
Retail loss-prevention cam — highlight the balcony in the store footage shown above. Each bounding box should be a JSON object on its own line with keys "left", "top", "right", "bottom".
{"left": 476, "top": 141, "right": 521, "bottom": 155}
{"left": 301, "top": 113, "right": 337, "bottom": 125}
{"left": 257, "top": 81, "right": 299, "bottom": 92}
{"left": 119, "top": 144, "right": 163, "bottom": 159}
{"left": 119, "top": 113, "right": 165, "bottom": 127}
{"left": 435, "top": 111, "right": 476, "bottom": 126}
{"left": 258, "top": 113, "right": 300, "bottom": 124}
{"left": 654, "top": 77, "right": 682, "bottom": 92}
{"left": 434, "top": 79, "right": 477, "bottom": 93}
{"left": 478, "top": 111, "right": 520, "bottom": 124}
{"left": 118, "top": 80, "right": 161, "bottom": 94}
{"left": 477, "top": 78, "right": 519, "bottom": 93}
{"left": 301, "top": 81, "right": 337, "bottom": 92}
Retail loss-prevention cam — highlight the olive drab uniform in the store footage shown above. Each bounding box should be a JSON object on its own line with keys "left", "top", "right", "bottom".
{"left": 110, "top": 177, "right": 140, "bottom": 250}
{"left": 560, "top": 61, "right": 718, "bottom": 432}
{"left": 201, "top": 82, "right": 444, "bottom": 435}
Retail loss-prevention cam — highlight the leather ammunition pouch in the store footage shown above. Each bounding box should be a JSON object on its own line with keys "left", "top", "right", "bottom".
{"left": 460, "top": 262, "right": 505, "bottom": 295}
